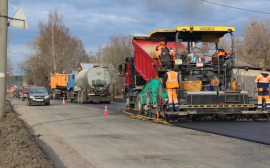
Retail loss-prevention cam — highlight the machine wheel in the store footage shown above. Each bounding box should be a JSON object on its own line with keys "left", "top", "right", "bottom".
{"left": 148, "top": 109, "right": 156, "bottom": 120}
{"left": 45, "top": 102, "right": 50, "bottom": 106}
{"left": 136, "top": 93, "right": 143, "bottom": 114}
{"left": 126, "top": 103, "right": 134, "bottom": 109}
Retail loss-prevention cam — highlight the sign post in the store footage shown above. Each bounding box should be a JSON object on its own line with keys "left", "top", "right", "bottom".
{"left": 0, "top": 4, "right": 28, "bottom": 116}
{"left": 0, "top": 0, "right": 8, "bottom": 117}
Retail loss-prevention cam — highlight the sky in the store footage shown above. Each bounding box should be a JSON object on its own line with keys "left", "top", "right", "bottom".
{"left": 7, "top": 0, "right": 270, "bottom": 75}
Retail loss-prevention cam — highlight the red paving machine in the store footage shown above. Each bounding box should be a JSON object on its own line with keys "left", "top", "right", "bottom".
{"left": 119, "top": 26, "right": 269, "bottom": 121}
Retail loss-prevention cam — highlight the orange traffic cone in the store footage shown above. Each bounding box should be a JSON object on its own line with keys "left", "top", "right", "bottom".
{"left": 104, "top": 104, "right": 109, "bottom": 115}
{"left": 62, "top": 97, "right": 66, "bottom": 105}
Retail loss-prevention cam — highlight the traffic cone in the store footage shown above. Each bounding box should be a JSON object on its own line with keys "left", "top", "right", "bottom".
{"left": 62, "top": 97, "right": 66, "bottom": 105}
{"left": 104, "top": 104, "right": 109, "bottom": 115}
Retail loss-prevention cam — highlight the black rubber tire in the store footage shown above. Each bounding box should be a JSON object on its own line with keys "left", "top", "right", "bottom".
{"left": 126, "top": 104, "right": 135, "bottom": 109}
{"left": 27, "top": 100, "right": 31, "bottom": 106}
{"left": 53, "top": 92, "right": 56, "bottom": 100}
{"left": 77, "top": 92, "right": 81, "bottom": 104}
{"left": 80, "top": 92, "right": 84, "bottom": 104}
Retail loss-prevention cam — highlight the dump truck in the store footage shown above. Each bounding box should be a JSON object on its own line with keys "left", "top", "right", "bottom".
{"left": 49, "top": 73, "right": 69, "bottom": 99}
{"left": 119, "top": 26, "right": 269, "bottom": 121}
{"left": 67, "top": 65, "right": 112, "bottom": 103}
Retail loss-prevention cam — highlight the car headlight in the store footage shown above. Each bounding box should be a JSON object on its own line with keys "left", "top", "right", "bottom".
{"left": 29, "top": 96, "right": 34, "bottom": 99}
{"left": 45, "top": 96, "right": 49, "bottom": 99}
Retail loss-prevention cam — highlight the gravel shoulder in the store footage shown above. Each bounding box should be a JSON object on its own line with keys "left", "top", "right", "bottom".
{"left": 0, "top": 100, "right": 54, "bottom": 168}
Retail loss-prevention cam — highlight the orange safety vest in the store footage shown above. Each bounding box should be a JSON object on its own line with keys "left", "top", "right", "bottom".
{"left": 166, "top": 71, "right": 179, "bottom": 89}
{"left": 211, "top": 51, "right": 228, "bottom": 64}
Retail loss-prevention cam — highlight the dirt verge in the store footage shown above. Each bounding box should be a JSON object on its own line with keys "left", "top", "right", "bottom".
{"left": 0, "top": 100, "right": 54, "bottom": 168}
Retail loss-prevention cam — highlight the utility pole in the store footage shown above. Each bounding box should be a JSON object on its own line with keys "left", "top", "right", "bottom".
{"left": 0, "top": 0, "right": 8, "bottom": 117}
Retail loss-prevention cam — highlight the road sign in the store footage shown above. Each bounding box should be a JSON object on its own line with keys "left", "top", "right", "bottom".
{"left": 8, "top": 7, "right": 29, "bottom": 29}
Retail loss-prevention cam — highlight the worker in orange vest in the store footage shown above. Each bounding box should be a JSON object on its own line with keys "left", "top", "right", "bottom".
{"left": 211, "top": 50, "right": 229, "bottom": 64}
{"left": 162, "top": 64, "right": 180, "bottom": 111}
{"left": 156, "top": 41, "right": 175, "bottom": 65}
{"left": 255, "top": 68, "right": 270, "bottom": 111}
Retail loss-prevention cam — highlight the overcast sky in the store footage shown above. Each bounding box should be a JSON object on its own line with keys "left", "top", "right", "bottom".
{"left": 7, "top": 0, "right": 270, "bottom": 75}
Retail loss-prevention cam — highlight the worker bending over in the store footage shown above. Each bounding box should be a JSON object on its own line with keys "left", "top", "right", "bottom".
{"left": 255, "top": 68, "right": 270, "bottom": 111}
{"left": 211, "top": 50, "right": 229, "bottom": 64}
{"left": 156, "top": 41, "right": 175, "bottom": 66}
{"left": 163, "top": 64, "right": 180, "bottom": 111}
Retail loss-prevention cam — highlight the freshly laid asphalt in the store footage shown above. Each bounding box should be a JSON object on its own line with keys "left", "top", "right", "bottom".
{"left": 173, "top": 121, "right": 270, "bottom": 145}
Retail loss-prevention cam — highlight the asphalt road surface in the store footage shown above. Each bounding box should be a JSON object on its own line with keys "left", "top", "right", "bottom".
{"left": 173, "top": 120, "right": 270, "bottom": 145}
{"left": 7, "top": 95, "right": 270, "bottom": 168}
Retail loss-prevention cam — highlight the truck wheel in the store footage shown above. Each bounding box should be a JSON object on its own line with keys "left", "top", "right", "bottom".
{"left": 77, "top": 93, "right": 81, "bottom": 103}
{"left": 67, "top": 93, "right": 73, "bottom": 102}
{"left": 53, "top": 92, "right": 56, "bottom": 100}
{"left": 27, "top": 100, "right": 31, "bottom": 106}
{"left": 137, "top": 93, "right": 143, "bottom": 114}
{"left": 80, "top": 93, "right": 84, "bottom": 104}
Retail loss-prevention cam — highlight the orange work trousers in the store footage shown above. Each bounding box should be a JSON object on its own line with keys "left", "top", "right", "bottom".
{"left": 167, "top": 88, "right": 178, "bottom": 103}
{"left": 167, "top": 88, "right": 179, "bottom": 111}
{"left": 258, "top": 95, "right": 270, "bottom": 110}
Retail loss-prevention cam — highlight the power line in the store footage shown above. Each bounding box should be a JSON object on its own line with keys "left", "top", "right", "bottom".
{"left": 201, "top": 0, "right": 270, "bottom": 14}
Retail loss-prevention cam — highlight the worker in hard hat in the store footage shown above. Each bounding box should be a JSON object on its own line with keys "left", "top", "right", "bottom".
{"left": 156, "top": 41, "right": 175, "bottom": 68}
{"left": 156, "top": 41, "right": 168, "bottom": 58}
{"left": 163, "top": 64, "right": 180, "bottom": 111}
{"left": 255, "top": 68, "right": 270, "bottom": 111}
{"left": 211, "top": 50, "right": 229, "bottom": 64}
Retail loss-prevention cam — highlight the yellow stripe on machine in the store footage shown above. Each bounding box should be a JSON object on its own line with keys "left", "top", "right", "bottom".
{"left": 148, "top": 26, "right": 235, "bottom": 38}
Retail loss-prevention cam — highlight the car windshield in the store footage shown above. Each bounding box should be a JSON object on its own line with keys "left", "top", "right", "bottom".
{"left": 29, "top": 87, "right": 47, "bottom": 93}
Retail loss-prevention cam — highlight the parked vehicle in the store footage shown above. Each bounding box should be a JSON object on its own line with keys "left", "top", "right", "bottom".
{"left": 67, "top": 65, "right": 112, "bottom": 103}
{"left": 9, "top": 86, "right": 16, "bottom": 94}
{"left": 17, "top": 88, "right": 23, "bottom": 99}
{"left": 27, "top": 86, "right": 50, "bottom": 106}
{"left": 13, "top": 88, "right": 19, "bottom": 97}
{"left": 21, "top": 85, "right": 35, "bottom": 101}
{"left": 49, "top": 73, "right": 69, "bottom": 99}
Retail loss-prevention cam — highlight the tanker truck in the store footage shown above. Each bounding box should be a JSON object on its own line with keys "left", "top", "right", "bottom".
{"left": 67, "top": 65, "right": 112, "bottom": 103}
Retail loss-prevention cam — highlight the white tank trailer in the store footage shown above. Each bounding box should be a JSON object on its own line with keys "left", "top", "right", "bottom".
{"left": 67, "top": 66, "right": 112, "bottom": 104}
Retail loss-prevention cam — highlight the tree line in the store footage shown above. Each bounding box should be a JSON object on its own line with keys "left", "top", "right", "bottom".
{"left": 21, "top": 10, "right": 90, "bottom": 86}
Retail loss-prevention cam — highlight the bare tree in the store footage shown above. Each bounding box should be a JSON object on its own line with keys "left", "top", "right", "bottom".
{"left": 21, "top": 9, "right": 90, "bottom": 87}
{"left": 237, "top": 17, "right": 270, "bottom": 68}
{"left": 101, "top": 34, "right": 133, "bottom": 95}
